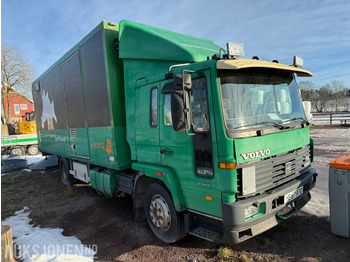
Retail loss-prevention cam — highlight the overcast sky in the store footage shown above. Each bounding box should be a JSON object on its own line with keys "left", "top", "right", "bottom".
{"left": 2, "top": 0, "right": 350, "bottom": 89}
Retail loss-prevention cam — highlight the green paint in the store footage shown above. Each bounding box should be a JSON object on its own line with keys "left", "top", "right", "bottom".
{"left": 245, "top": 202, "right": 266, "bottom": 221}
{"left": 119, "top": 20, "right": 221, "bottom": 62}
{"left": 38, "top": 129, "right": 70, "bottom": 157}
{"left": 1, "top": 136, "right": 38, "bottom": 146}
{"left": 234, "top": 127, "right": 310, "bottom": 164}
{"left": 90, "top": 168, "right": 118, "bottom": 196}
{"left": 132, "top": 162, "right": 186, "bottom": 211}
{"left": 69, "top": 128, "right": 89, "bottom": 158}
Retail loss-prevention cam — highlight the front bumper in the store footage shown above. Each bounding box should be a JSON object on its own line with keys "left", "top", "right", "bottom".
{"left": 221, "top": 167, "right": 317, "bottom": 243}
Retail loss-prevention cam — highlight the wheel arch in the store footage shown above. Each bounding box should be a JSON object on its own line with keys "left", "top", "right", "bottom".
{"left": 132, "top": 162, "right": 186, "bottom": 212}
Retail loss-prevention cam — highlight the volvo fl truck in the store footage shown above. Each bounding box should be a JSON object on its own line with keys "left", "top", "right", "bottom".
{"left": 32, "top": 20, "right": 317, "bottom": 244}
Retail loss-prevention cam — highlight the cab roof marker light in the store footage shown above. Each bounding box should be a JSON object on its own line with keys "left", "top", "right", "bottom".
{"left": 226, "top": 42, "right": 244, "bottom": 59}
{"left": 293, "top": 56, "right": 303, "bottom": 68}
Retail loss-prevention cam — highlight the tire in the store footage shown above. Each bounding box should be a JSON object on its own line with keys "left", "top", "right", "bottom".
{"left": 28, "top": 145, "right": 39, "bottom": 155}
{"left": 144, "top": 182, "right": 187, "bottom": 243}
{"left": 58, "top": 157, "right": 75, "bottom": 186}
{"left": 10, "top": 147, "right": 25, "bottom": 156}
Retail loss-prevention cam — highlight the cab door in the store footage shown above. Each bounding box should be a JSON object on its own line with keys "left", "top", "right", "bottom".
{"left": 135, "top": 83, "right": 161, "bottom": 164}
{"left": 160, "top": 71, "right": 221, "bottom": 217}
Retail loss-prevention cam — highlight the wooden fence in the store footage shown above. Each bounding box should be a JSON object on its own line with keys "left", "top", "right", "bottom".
{"left": 312, "top": 112, "right": 350, "bottom": 126}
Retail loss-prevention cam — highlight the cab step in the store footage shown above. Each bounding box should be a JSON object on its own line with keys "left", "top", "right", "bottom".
{"left": 189, "top": 226, "right": 221, "bottom": 242}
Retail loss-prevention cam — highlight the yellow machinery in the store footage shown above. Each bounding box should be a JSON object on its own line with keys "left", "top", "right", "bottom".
{"left": 16, "top": 111, "right": 36, "bottom": 134}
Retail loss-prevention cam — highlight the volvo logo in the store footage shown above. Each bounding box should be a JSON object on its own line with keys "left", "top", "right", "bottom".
{"left": 241, "top": 149, "right": 271, "bottom": 160}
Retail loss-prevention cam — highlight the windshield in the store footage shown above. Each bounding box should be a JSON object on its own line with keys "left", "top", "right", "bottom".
{"left": 219, "top": 68, "right": 306, "bottom": 132}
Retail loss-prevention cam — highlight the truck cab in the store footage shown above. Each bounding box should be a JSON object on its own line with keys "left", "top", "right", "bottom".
{"left": 133, "top": 49, "right": 317, "bottom": 243}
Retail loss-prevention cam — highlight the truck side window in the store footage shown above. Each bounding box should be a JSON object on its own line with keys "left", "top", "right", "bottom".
{"left": 164, "top": 94, "right": 173, "bottom": 126}
{"left": 191, "top": 77, "right": 209, "bottom": 132}
{"left": 150, "top": 87, "right": 158, "bottom": 127}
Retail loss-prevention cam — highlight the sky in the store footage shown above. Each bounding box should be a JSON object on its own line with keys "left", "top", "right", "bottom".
{"left": 2, "top": 0, "right": 350, "bottom": 90}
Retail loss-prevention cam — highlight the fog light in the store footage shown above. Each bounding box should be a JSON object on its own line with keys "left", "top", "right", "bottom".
{"left": 245, "top": 202, "right": 260, "bottom": 219}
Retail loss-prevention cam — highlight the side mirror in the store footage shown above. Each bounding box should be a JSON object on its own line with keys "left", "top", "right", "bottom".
{"left": 171, "top": 90, "right": 190, "bottom": 132}
{"left": 174, "top": 74, "right": 192, "bottom": 90}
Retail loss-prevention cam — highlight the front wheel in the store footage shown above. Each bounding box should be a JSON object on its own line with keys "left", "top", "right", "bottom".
{"left": 144, "top": 182, "right": 187, "bottom": 243}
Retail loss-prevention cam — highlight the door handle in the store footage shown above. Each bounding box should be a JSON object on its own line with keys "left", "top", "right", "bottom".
{"left": 160, "top": 149, "right": 173, "bottom": 155}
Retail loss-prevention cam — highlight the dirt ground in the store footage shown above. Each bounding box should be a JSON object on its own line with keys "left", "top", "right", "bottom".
{"left": 2, "top": 126, "right": 350, "bottom": 262}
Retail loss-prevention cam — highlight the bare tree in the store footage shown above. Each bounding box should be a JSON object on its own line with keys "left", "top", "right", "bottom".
{"left": 1, "top": 43, "right": 34, "bottom": 122}
{"left": 298, "top": 81, "right": 316, "bottom": 101}
{"left": 315, "top": 84, "right": 332, "bottom": 113}
{"left": 330, "top": 80, "right": 345, "bottom": 112}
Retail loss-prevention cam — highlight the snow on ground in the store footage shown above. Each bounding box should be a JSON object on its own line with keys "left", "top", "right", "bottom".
{"left": 302, "top": 127, "right": 350, "bottom": 217}
{"left": 26, "top": 154, "right": 45, "bottom": 165}
{"left": 1, "top": 154, "right": 45, "bottom": 176}
{"left": 2, "top": 207, "right": 96, "bottom": 262}
{"left": 21, "top": 169, "right": 32, "bottom": 173}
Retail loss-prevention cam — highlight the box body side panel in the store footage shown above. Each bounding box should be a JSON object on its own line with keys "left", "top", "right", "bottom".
{"left": 33, "top": 23, "right": 130, "bottom": 170}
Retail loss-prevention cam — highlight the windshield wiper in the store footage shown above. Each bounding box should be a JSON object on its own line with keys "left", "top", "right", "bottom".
{"left": 286, "top": 117, "right": 310, "bottom": 125}
{"left": 234, "top": 121, "right": 288, "bottom": 130}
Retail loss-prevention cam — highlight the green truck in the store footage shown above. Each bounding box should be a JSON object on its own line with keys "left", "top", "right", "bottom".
{"left": 32, "top": 20, "right": 317, "bottom": 243}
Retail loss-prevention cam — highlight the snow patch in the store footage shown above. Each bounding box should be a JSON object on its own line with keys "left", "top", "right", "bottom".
{"left": 26, "top": 155, "right": 45, "bottom": 165}
{"left": 302, "top": 127, "right": 350, "bottom": 217}
{"left": 2, "top": 207, "right": 96, "bottom": 262}
{"left": 21, "top": 169, "right": 32, "bottom": 173}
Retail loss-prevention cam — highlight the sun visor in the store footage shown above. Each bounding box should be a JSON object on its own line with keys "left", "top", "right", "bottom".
{"left": 217, "top": 59, "right": 313, "bottom": 77}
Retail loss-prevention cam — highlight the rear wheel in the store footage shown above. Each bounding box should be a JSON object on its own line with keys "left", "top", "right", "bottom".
{"left": 58, "top": 157, "right": 75, "bottom": 185}
{"left": 144, "top": 182, "right": 187, "bottom": 243}
{"left": 10, "top": 147, "right": 25, "bottom": 156}
{"left": 28, "top": 145, "right": 39, "bottom": 155}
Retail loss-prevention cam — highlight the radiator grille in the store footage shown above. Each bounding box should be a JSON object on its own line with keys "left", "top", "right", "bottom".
{"left": 236, "top": 145, "right": 310, "bottom": 198}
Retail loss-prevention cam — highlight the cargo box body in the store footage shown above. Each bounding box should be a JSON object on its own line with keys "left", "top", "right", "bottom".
{"left": 32, "top": 20, "right": 220, "bottom": 170}
{"left": 32, "top": 22, "right": 131, "bottom": 170}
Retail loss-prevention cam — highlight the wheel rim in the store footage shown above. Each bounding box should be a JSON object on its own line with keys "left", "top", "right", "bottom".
{"left": 149, "top": 194, "right": 171, "bottom": 231}
{"left": 28, "top": 146, "right": 38, "bottom": 155}
{"left": 11, "top": 148, "right": 23, "bottom": 156}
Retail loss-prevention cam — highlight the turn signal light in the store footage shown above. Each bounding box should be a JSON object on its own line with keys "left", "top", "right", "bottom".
{"left": 219, "top": 162, "right": 236, "bottom": 169}
{"left": 205, "top": 196, "right": 213, "bottom": 201}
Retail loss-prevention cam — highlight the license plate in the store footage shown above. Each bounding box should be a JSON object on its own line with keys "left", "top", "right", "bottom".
{"left": 284, "top": 186, "right": 303, "bottom": 203}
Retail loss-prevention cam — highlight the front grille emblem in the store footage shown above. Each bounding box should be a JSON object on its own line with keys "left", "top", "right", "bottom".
{"left": 241, "top": 149, "right": 271, "bottom": 160}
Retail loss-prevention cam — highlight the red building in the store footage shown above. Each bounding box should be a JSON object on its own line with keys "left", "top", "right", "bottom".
{"left": 1, "top": 89, "right": 34, "bottom": 123}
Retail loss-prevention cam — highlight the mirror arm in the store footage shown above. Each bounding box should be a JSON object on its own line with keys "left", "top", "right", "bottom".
{"left": 181, "top": 70, "right": 196, "bottom": 136}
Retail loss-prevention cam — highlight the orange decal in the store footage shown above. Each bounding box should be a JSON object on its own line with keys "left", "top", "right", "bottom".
{"left": 90, "top": 142, "right": 105, "bottom": 149}
{"left": 106, "top": 139, "right": 112, "bottom": 154}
